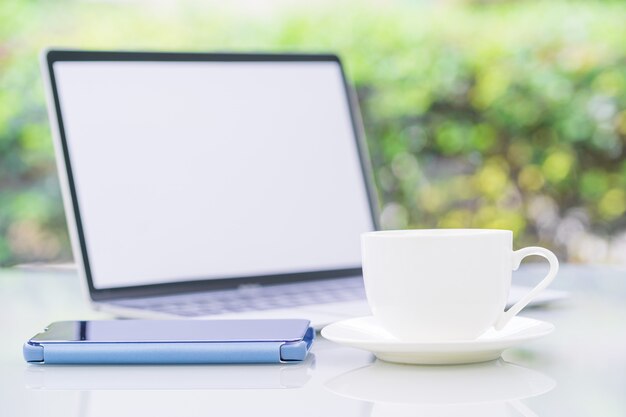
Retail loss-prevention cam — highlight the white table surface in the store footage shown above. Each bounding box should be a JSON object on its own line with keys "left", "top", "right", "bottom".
{"left": 1, "top": 264, "right": 625, "bottom": 417}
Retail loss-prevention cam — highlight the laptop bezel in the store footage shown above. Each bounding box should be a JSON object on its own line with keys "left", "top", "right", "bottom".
{"left": 43, "top": 49, "right": 380, "bottom": 301}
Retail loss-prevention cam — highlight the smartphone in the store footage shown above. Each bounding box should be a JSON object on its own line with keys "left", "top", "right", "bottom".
{"left": 24, "top": 319, "right": 314, "bottom": 365}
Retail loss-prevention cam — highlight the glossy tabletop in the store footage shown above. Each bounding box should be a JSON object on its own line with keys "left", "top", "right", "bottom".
{"left": 1, "top": 264, "right": 625, "bottom": 417}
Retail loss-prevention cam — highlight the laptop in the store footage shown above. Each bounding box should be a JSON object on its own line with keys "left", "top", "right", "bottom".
{"left": 41, "top": 50, "right": 564, "bottom": 328}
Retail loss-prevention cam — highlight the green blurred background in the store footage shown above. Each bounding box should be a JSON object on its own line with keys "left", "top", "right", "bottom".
{"left": 1, "top": 0, "right": 625, "bottom": 266}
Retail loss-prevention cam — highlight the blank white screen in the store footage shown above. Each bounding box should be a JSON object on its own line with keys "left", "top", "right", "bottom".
{"left": 54, "top": 60, "right": 374, "bottom": 289}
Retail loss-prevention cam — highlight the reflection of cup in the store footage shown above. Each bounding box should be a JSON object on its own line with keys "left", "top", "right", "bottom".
{"left": 326, "top": 359, "right": 555, "bottom": 417}
{"left": 361, "top": 229, "right": 559, "bottom": 341}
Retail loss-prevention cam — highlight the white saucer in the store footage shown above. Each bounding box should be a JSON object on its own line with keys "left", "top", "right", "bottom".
{"left": 321, "top": 316, "right": 554, "bottom": 365}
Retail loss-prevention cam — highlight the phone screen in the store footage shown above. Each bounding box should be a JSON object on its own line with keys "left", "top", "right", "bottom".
{"left": 31, "top": 320, "right": 310, "bottom": 343}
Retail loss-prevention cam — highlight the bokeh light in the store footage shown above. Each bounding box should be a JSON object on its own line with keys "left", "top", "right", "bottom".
{"left": 1, "top": 0, "right": 625, "bottom": 265}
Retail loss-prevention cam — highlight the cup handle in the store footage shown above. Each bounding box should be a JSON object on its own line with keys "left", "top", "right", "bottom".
{"left": 494, "top": 246, "right": 559, "bottom": 331}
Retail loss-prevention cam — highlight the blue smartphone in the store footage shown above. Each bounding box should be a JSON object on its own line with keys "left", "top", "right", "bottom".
{"left": 24, "top": 319, "right": 314, "bottom": 365}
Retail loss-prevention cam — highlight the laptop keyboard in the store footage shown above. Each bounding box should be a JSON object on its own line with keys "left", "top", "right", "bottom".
{"left": 110, "top": 277, "right": 366, "bottom": 317}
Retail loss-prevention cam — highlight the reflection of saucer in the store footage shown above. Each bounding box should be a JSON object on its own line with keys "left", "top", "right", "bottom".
{"left": 321, "top": 316, "right": 553, "bottom": 364}
{"left": 326, "top": 359, "right": 555, "bottom": 405}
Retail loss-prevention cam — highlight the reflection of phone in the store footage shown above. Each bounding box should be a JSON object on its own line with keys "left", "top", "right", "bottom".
{"left": 24, "top": 355, "right": 315, "bottom": 390}
{"left": 24, "top": 319, "right": 314, "bottom": 364}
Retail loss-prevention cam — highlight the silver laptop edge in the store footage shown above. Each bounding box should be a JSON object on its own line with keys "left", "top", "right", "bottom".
{"left": 42, "top": 50, "right": 381, "bottom": 327}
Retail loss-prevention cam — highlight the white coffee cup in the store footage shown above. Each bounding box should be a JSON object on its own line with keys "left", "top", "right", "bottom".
{"left": 361, "top": 229, "right": 559, "bottom": 341}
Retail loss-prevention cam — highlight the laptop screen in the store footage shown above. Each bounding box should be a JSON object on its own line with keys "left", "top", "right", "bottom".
{"left": 51, "top": 57, "right": 375, "bottom": 290}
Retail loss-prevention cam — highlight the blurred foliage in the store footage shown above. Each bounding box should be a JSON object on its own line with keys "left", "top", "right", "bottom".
{"left": 1, "top": 0, "right": 626, "bottom": 265}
